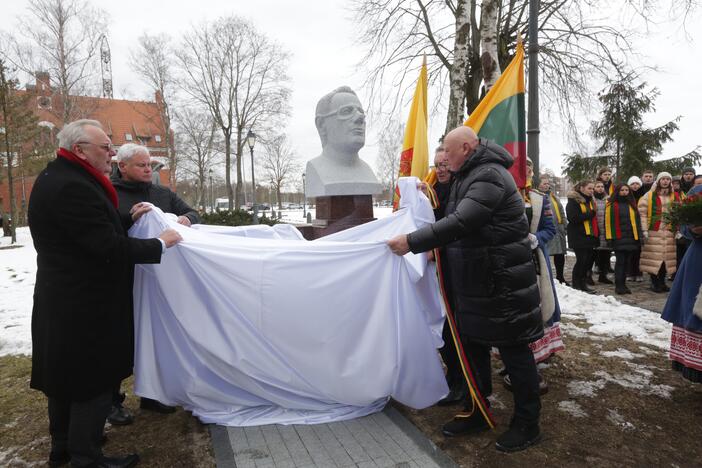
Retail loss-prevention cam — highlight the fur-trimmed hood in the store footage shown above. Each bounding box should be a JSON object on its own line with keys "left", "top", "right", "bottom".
{"left": 567, "top": 190, "right": 587, "bottom": 204}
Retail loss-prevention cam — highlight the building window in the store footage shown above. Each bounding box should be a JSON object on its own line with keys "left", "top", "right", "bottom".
{"left": 37, "top": 96, "right": 52, "bottom": 109}
{"left": 154, "top": 135, "right": 162, "bottom": 142}
{"left": 125, "top": 133, "right": 133, "bottom": 141}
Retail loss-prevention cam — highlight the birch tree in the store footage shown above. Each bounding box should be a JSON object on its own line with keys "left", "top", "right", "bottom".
{"left": 352, "top": 0, "right": 699, "bottom": 136}
{"left": 176, "top": 16, "right": 291, "bottom": 210}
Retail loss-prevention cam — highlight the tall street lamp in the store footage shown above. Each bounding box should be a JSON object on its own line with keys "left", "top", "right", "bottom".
{"left": 302, "top": 172, "right": 306, "bottom": 219}
{"left": 208, "top": 168, "right": 214, "bottom": 212}
{"left": 246, "top": 129, "right": 257, "bottom": 224}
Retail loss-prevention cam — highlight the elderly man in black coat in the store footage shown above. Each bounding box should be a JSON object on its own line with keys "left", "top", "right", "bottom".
{"left": 388, "top": 126, "right": 542, "bottom": 452}
{"left": 28, "top": 119, "right": 182, "bottom": 468}
{"left": 106, "top": 143, "right": 201, "bottom": 424}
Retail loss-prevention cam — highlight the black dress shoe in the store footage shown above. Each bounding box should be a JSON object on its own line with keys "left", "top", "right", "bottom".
{"left": 442, "top": 411, "right": 489, "bottom": 437}
{"left": 49, "top": 450, "right": 70, "bottom": 467}
{"left": 598, "top": 276, "right": 613, "bottom": 284}
{"left": 496, "top": 423, "right": 542, "bottom": 452}
{"left": 437, "top": 383, "right": 467, "bottom": 406}
{"left": 107, "top": 405, "right": 134, "bottom": 426}
{"left": 92, "top": 453, "right": 140, "bottom": 468}
{"left": 140, "top": 397, "right": 176, "bottom": 414}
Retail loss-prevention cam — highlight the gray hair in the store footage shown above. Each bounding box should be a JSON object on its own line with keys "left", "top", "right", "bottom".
{"left": 57, "top": 119, "right": 103, "bottom": 150}
{"left": 116, "top": 143, "right": 150, "bottom": 163}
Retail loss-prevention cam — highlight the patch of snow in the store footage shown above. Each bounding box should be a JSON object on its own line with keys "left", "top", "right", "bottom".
{"left": 607, "top": 409, "right": 635, "bottom": 431}
{"left": 568, "top": 378, "right": 607, "bottom": 397}
{"left": 487, "top": 394, "right": 507, "bottom": 410}
{"left": 601, "top": 349, "right": 645, "bottom": 360}
{"left": 558, "top": 400, "right": 587, "bottom": 418}
{"left": 557, "top": 283, "right": 671, "bottom": 350}
{"left": 0, "top": 228, "right": 35, "bottom": 357}
{"left": 579, "top": 352, "right": 590, "bottom": 356}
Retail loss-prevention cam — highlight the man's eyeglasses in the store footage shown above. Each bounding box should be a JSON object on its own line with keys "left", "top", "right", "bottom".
{"left": 317, "top": 104, "right": 365, "bottom": 120}
{"left": 76, "top": 141, "right": 113, "bottom": 152}
{"left": 436, "top": 163, "right": 449, "bottom": 170}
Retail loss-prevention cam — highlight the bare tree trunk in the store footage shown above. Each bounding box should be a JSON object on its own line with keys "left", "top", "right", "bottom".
{"left": 235, "top": 129, "right": 243, "bottom": 210}
{"left": 445, "top": 0, "right": 471, "bottom": 133}
{"left": 480, "top": 0, "right": 501, "bottom": 92}
{"left": 225, "top": 134, "right": 233, "bottom": 210}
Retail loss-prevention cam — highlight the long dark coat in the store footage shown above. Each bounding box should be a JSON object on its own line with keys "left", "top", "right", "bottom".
{"left": 111, "top": 176, "right": 200, "bottom": 229}
{"left": 28, "top": 157, "right": 162, "bottom": 401}
{"left": 565, "top": 190, "right": 598, "bottom": 250}
{"left": 407, "top": 139, "right": 542, "bottom": 347}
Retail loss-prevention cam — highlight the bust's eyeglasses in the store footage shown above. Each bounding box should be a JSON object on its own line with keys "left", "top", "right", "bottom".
{"left": 317, "top": 105, "right": 365, "bottom": 120}
{"left": 77, "top": 141, "right": 113, "bottom": 152}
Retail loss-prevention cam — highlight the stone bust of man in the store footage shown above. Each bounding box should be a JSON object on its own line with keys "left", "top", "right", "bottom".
{"left": 305, "top": 86, "right": 382, "bottom": 198}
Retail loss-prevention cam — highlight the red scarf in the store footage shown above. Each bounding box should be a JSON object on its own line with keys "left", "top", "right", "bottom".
{"left": 57, "top": 148, "right": 118, "bottom": 208}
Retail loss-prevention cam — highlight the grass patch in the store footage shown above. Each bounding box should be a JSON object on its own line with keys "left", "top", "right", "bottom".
{"left": 0, "top": 355, "right": 215, "bottom": 467}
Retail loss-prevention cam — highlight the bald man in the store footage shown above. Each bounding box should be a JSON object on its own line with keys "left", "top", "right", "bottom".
{"left": 388, "top": 126, "right": 542, "bottom": 452}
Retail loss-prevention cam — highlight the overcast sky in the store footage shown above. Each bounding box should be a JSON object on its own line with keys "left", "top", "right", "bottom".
{"left": 2, "top": 0, "right": 700, "bottom": 177}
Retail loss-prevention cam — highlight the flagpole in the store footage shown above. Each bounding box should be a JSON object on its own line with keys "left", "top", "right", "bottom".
{"left": 527, "top": 0, "right": 540, "bottom": 183}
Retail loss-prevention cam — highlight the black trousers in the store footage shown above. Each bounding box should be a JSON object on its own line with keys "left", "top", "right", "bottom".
{"left": 552, "top": 254, "right": 565, "bottom": 280}
{"left": 48, "top": 390, "right": 112, "bottom": 467}
{"left": 628, "top": 248, "right": 642, "bottom": 277}
{"left": 614, "top": 250, "right": 633, "bottom": 286}
{"left": 596, "top": 249, "right": 611, "bottom": 276}
{"left": 440, "top": 321, "right": 463, "bottom": 388}
{"left": 462, "top": 338, "right": 541, "bottom": 426}
{"left": 676, "top": 241, "right": 690, "bottom": 265}
{"left": 573, "top": 248, "right": 594, "bottom": 285}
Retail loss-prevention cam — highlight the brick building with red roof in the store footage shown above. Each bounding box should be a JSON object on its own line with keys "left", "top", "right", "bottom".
{"left": 0, "top": 72, "right": 172, "bottom": 216}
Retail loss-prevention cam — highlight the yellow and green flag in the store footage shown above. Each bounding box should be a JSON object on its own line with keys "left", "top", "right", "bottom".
{"left": 393, "top": 57, "right": 429, "bottom": 209}
{"left": 465, "top": 40, "right": 527, "bottom": 188}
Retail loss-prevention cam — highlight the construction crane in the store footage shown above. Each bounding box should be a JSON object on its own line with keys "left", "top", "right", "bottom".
{"left": 100, "top": 35, "right": 113, "bottom": 99}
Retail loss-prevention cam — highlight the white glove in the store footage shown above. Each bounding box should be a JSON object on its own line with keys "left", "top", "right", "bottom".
{"left": 642, "top": 231, "right": 649, "bottom": 242}
{"left": 675, "top": 231, "right": 683, "bottom": 240}
{"left": 528, "top": 233, "right": 539, "bottom": 250}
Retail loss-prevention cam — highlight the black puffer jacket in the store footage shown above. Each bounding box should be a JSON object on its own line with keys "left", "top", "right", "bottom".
{"left": 111, "top": 177, "right": 200, "bottom": 229}
{"left": 407, "top": 139, "right": 542, "bottom": 347}
{"left": 607, "top": 197, "right": 643, "bottom": 251}
{"left": 566, "top": 190, "right": 598, "bottom": 249}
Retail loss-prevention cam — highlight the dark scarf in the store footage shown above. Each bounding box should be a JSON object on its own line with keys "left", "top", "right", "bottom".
{"left": 57, "top": 148, "right": 119, "bottom": 208}
{"left": 593, "top": 191, "right": 607, "bottom": 200}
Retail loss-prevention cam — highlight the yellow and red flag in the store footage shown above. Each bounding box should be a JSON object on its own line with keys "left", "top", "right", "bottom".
{"left": 392, "top": 57, "right": 429, "bottom": 209}
{"left": 465, "top": 40, "right": 527, "bottom": 188}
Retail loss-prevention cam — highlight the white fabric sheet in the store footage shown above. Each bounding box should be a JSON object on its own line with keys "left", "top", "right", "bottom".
{"left": 130, "top": 177, "right": 448, "bottom": 426}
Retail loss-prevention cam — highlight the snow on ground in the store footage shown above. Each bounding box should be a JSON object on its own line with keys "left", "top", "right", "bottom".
{"left": 0, "top": 227, "right": 35, "bottom": 357}
{"left": 557, "top": 400, "right": 587, "bottom": 418}
{"left": 0, "top": 224, "right": 673, "bottom": 357}
{"left": 556, "top": 283, "right": 671, "bottom": 350}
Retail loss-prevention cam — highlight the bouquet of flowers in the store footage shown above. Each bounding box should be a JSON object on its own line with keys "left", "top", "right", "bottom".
{"left": 665, "top": 194, "right": 702, "bottom": 228}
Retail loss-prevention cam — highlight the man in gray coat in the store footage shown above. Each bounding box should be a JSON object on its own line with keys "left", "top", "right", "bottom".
{"left": 388, "top": 126, "right": 542, "bottom": 453}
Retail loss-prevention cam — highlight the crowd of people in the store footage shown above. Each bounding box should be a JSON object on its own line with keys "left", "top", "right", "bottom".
{"left": 27, "top": 118, "right": 701, "bottom": 465}
{"left": 565, "top": 167, "right": 700, "bottom": 295}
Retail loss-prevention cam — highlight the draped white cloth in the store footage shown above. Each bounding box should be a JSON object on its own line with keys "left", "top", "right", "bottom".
{"left": 130, "top": 177, "right": 448, "bottom": 426}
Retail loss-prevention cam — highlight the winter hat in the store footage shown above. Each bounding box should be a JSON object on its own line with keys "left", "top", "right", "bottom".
{"left": 682, "top": 166, "right": 695, "bottom": 175}
{"left": 656, "top": 171, "right": 672, "bottom": 183}
{"left": 627, "top": 176, "right": 642, "bottom": 186}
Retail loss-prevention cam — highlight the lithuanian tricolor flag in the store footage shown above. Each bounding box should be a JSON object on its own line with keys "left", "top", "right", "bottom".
{"left": 465, "top": 40, "right": 527, "bottom": 188}
{"left": 392, "top": 57, "right": 429, "bottom": 210}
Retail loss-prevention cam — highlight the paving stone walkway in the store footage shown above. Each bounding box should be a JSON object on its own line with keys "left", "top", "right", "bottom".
{"left": 210, "top": 406, "right": 456, "bottom": 468}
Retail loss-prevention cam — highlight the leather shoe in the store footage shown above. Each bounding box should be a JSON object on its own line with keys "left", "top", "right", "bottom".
{"left": 437, "top": 382, "right": 467, "bottom": 407}
{"left": 107, "top": 405, "right": 134, "bottom": 426}
{"left": 49, "top": 451, "right": 70, "bottom": 467}
{"left": 91, "top": 453, "right": 140, "bottom": 468}
{"left": 441, "top": 411, "right": 489, "bottom": 437}
{"left": 495, "top": 423, "right": 542, "bottom": 452}
{"left": 140, "top": 397, "right": 176, "bottom": 414}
